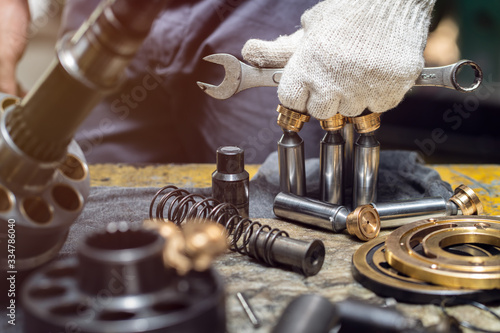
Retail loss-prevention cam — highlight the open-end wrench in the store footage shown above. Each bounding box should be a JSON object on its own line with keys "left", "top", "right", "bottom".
{"left": 197, "top": 54, "right": 483, "bottom": 100}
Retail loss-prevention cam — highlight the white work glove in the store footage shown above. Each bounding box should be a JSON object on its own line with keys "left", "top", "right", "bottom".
{"left": 242, "top": 0, "right": 435, "bottom": 119}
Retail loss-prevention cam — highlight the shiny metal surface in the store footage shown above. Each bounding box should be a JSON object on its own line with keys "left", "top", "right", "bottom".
{"left": 198, "top": 56, "right": 483, "bottom": 99}
{"left": 372, "top": 197, "right": 458, "bottom": 229}
{"left": 384, "top": 216, "right": 500, "bottom": 289}
{"left": 272, "top": 192, "right": 381, "bottom": 241}
{"left": 278, "top": 130, "right": 306, "bottom": 196}
{"left": 353, "top": 133, "right": 380, "bottom": 207}
{"left": 343, "top": 122, "right": 355, "bottom": 208}
{"left": 320, "top": 131, "right": 344, "bottom": 204}
{"left": 415, "top": 59, "right": 483, "bottom": 92}
{"left": 274, "top": 192, "right": 349, "bottom": 232}
{"left": 0, "top": 0, "right": 163, "bottom": 271}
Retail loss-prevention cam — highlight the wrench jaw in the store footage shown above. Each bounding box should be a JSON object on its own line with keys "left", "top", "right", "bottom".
{"left": 196, "top": 54, "right": 242, "bottom": 100}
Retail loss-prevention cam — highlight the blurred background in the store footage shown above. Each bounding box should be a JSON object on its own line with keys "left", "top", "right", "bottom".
{"left": 17, "top": 0, "right": 500, "bottom": 164}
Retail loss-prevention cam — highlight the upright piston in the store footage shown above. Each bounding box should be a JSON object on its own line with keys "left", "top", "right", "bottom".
{"left": 319, "top": 114, "right": 346, "bottom": 204}
{"left": 370, "top": 184, "right": 483, "bottom": 228}
{"left": 273, "top": 192, "right": 380, "bottom": 241}
{"left": 276, "top": 105, "right": 310, "bottom": 196}
{"left": 351, "top": 112, "right": 380, "bottom": 208}
{"left": 343, "top": 120, "right": 356, "bottom": 208}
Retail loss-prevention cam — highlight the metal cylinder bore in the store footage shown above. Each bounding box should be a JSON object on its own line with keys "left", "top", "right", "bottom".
{"left": 21, "top": 222, "right": 226, "bottom": 333}
{"left": 278, "top": 130, "right": 306, "bottom": 196}
{"left": 212, "top": 146, "right": 249, "bottom": 217}
{"left": 319, "top": 130, "right": 344, "bottom": 204}
{"left": 353, "top": 133, "right": 380, "bottom": 208}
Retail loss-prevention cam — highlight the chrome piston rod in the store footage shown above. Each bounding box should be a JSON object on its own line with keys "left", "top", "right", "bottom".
{"left": 372, "top": 197, "right": 459, "bottom": 229}
{"left": 370, "top": 184, "right": 483, "bottom": 228}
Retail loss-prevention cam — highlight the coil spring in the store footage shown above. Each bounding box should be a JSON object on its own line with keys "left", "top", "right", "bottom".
{"left": 149, "top": 185, "right": 290, "bottom": 266}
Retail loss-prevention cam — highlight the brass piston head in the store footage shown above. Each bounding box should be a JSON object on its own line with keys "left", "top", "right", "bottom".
{"left": 449, "top": 184, "right": 483, "bottom": 215}
{"left": 320, "top": 114, "right": 346, "bottom": 131}
{"left": 350, "top": 112, "right": 381, "bottom": 133}
{"left": 276, "top": 104, "right": 310, "bottom": 132}
{"left": 346, "top": 205, "right": 381, "bottom": 241}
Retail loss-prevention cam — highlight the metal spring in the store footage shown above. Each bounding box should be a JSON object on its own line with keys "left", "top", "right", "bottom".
{"left": 149, "top": 185, "right": 290, "bottom": 266}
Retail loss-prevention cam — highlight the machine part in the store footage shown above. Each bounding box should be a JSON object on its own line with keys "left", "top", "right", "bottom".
{"left": 0, "top": 94, "right": 90, "bottom": 271}
{"left": 351, "top": 112, "right": 380, "bottom": 208}
{"left": 273, "top": 192, "right": 380, "bottom": 241}
{"left": 342, "top": 121, "right": 355, "bottom": 208}
{"left": 0, "top": 0, "right": 166, "bottom": 272}
{"left": 278, "top": 130, "right": 306, "bottom": 196}
{"left": 272, "top": 294, "right": 338, "bottom": 333}
{"left": 352, "top": 132, "right": 380, "bottom": 207}
{"left": 415, "top": 59, "right": 483, "bottom": 92}
{"left": 197, "top": 54, "right": 483, "bottom": 99}
{"left": 276, "top": 104, "right": 310, "bottom": 132}
{"left": 276, "top": 105, "right": 308, "bottom": 196}
{"left": 273, "top": 294, "right": 454, "bottom": 333}
{"left": 319, "top": 114, "right": 346, "bottom": 204}
{"left": 369, "top": 184, "right": 482, "bottom": 228}
{"left": 149, "top": 186, "right": 325, "bottom": 276}
{"left": 212, "top": 146, "right": 249, "bottom": 217}
{"left": 384, "top": 216, "right": 500, "bottom": 289}
{"left": 449, "top": 184, "right": 484, "bottom": 215}
{"left": 197, "top": 53, "right": 283, "bottom": 99}
{"left": 144, "top": 219, "right": 228, "bottom": 275}
{"left": 352, "top": 236, "right": 500, "bottom": 304}
{"left": 236, "top": 292, "right": 261, "bottom": 328}
{"left": 21, "top": 222, "right": 226, "bottom": 333}
{"left": 350, "top": 112, "right": 381, "bottom": 134}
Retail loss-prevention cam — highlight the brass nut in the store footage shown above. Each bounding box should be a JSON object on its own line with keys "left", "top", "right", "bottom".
{"left": 350, "top": 112, "right": 381, "bottom": 133}
{"left": 276, "top": 104, "right": 310, "bottom": 132}
{"left": 346, "top": 204, "right": 380, "bottom": 241}
{"left": 319, "top": 114, "right": 346, "bottom": 131}
{"left": 449, "top": 184, "right": 483, "bottom": 215}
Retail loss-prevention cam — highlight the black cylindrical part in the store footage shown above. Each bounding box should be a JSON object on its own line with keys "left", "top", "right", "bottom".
{"left": 77, "top": 223, "right": 169, "bottom": 295}
{"left": 248, "top": 232, "right": 325, "bottom": 276}
{"left": 212, "top": 146, "right": 249, "bottom": 217}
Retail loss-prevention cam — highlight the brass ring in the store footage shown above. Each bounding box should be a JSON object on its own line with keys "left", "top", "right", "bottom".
{"left": 384, "top": 216, "right": 500, "bottom": 289}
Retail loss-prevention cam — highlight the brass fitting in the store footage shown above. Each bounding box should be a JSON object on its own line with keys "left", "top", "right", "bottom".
{"left": 350, "top": 112, "right": 381, "bottom": 133}
{"left": 276, "top": 104, "right": 310, "bottom": 132}
{"left": 449, "top": 184, "right": 483, "bottom": 215}
{"left": 346, "top": 204, "right": 381, "bottom": 241}
{"left": 319, "top": 114, "right": 346, "bottom": 131}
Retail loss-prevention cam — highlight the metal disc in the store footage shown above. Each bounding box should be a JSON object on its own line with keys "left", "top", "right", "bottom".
{"left": 384, "top": 216, "right": 500, "bottom": 289}
{"left": 352, "top": 236, "right": 500, "bottom": 304}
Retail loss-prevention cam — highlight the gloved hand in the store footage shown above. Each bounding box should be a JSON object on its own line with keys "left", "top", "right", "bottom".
{"left": 0, "top": 0, "right": 31, "bottom": 96}
{"left": 242, "top": 0, "right": 435, "bottom": 119}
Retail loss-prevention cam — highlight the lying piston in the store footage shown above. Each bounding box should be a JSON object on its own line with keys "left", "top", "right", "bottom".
{"left": 319, "top": 114, "right": 346, "bottom": 204}
{"left": 370, "top": 184, "right": 483, "bottom": 228}
{"left": 273, "top": 192, "right": 380, "bottom": 241}
{"left": 276, "top": 105, "right": 310, "bottom": 196}
{"left": 351, "top": 112, "right": 380, "bottom": 208}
